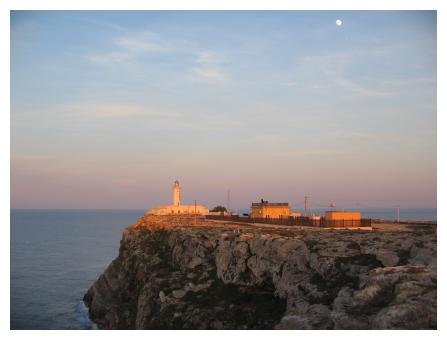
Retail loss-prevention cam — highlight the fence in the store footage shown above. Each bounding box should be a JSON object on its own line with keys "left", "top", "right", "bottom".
{"left": 323, "top": 219, "right": 372, "bottom": 228}
{"left": 205, "top": 215, "right": 371, "bottom": 228}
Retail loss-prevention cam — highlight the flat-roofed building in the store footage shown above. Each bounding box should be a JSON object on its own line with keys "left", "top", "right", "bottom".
{"left": 289, "top": 211, "right": 302, "bottom": 217}
{"left": 251, "top": 200, "right": 291, "bottom": 219}
{"left": 324, "top": 211, "right": 362, "bottom": 227}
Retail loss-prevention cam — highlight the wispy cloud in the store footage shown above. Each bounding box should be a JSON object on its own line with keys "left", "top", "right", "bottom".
{"left": 87, "top": 32, "right": 230, "bottom": 85}
{"left": 87, "top": 31, "right": 168, "bottom": 65}
{"left": 83, "top": 18, "right": 129, "bottom": 32}
{"left": 329, "top": 131, "right": 379, "bottom": 140}
{"left": 11, "top": 153, "right": 53, "bottom": 164}
{"left": 11, "top": 101, "right": 244, "bottom": 134}
{"left": 277, "top": 148, "right": 346, "bottom": 157}
{"left": 382, "top": 76, "right": 436, "bottom": 87}
{"left": 247, "top": 134, "right": 290, "bottom": 144}
{"left": 334, "top": 78, "right": 397, "bottom": 98}
{"left": 190, "top": 67, "right": 228, "bottom": 83}
{"left": 293, "top": 50, "right": 399, "bottom": 98}
{"left": 196, "top": 51, "right": 224, "bottom": 64}
{"left": 12, "top": 102, "right": 184, "bottom": 127}
{"left": 65, "top": 102, "right": 185, "bottom": 119}
{"left": 189, "top": 50, "right": 229, "bottom": 84}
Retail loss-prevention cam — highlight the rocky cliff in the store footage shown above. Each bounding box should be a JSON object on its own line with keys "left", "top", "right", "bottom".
{"left": 84, "top": 215, "right": 436, "bottom": 330}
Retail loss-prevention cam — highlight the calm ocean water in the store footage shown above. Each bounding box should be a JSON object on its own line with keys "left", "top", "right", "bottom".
{"left": 10, "top": 209, "right": 145, "bottom": 330}
{"left": 10, "top": 207, "right": 436, "bottom": 330}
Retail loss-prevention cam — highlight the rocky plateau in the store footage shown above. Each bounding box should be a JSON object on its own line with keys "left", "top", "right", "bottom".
{"left": 84, "top": 215, "right": 436, "bottom": 329}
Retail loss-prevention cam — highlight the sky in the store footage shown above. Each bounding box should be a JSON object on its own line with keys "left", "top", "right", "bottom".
{"left": 10, "top": 11, "right": 437, "bottom": 210}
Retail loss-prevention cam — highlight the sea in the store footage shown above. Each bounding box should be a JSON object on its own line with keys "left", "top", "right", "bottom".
{"left": 10, "top": 209, "right": 145, "bottom": 330}
{"left": 10, "top": 207, "right": 436, "bottom": 330}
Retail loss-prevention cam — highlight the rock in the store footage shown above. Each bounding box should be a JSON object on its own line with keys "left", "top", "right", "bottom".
{"left": 212, "top": 320, "right": 223, "bottom": 329}
{"left": 172, "top": 289, "right": 186, "bottom": 299}
{"left": 376, "top": 250, "right": 400, "bottom": 267}
{"left": 371, "top": 301, "right": 436, "bottom": 329}
{"left": 331, "top": 287, "right": 369, "bottom": 329}
{"left": 348, "top": 266, "right": 435, "bottom": 329}
{"left": 409, "top": 246, "right": 436, "bottom": 270}
{"left": 276, "top": 315, "right": 312, "bottom": 330}
{"left": 188, "top": 257, "right": 203, "bottom": 269}
{"left": 190, "top": 281, "right": 212, "bottom": 292}
{"left": 276, "top": 304, "right": 332, "bottom": 330}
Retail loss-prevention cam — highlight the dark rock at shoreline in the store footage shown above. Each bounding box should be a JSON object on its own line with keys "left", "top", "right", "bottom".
{"left": 84, "top": 215, "right": 436, "bottom": 329}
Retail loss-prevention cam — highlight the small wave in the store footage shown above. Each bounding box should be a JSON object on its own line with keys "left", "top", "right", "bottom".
{"left": 75, "top": 300, "right": 98, "bottom": 330}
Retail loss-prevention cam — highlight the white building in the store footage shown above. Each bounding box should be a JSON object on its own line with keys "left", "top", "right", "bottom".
{"left": 147, "top": 180, "right": 209, "bottom": 215}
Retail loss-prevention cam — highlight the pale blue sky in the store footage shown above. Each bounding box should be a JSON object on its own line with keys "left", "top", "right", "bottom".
{"left": 11, "top": 11, "right": 436, "bottom": 209}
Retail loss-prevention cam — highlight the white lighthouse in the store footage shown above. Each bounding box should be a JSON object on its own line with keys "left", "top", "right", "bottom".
{"left": 172, "top": 180, "right": 181, "bottom": 206}
{"left": 147, "top": 180, "right": 209, "bottom": 216}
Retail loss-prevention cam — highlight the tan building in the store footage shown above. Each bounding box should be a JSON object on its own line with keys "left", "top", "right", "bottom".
{"left": 147, "top": 180, "right": 209, "bottom": 216}
{"left": 324, "top": 211, "right": 362, "bottom": 227}
{"left": 251, "top": 200, "right": 291, "bottom": 219}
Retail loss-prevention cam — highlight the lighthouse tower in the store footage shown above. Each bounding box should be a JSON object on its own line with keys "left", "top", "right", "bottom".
{"left": 172, "top": 180, "right": 181, "bottom": 206}
{"left": 147, "top": 180, "right": 208, "bottom": 215}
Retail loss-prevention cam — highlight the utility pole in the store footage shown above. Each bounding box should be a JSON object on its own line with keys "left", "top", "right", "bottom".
{"left": 227, "top": 189, "right": 231, "bottom": 216}
{"left": 304, "top": 196, "right": 310, "bottom": 217}
{"left": 396, "top": 205, "right": 400, "bottom": 223}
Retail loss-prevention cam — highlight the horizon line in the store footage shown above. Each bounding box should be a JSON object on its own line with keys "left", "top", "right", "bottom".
{"left": 10, "top": 207, "right": 438, "bottom": 211}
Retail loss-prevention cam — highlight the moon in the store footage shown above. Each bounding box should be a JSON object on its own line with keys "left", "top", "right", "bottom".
{"left": 335, "top": 19, "right": 343, "bottom": 27}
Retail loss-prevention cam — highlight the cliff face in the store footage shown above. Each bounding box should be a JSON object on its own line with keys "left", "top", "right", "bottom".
{"left": 84, "top": 215, "right": 436, "bottom": 330}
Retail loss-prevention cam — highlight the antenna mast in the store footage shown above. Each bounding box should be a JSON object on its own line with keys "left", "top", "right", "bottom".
{"left": 304, "top": 196, "right": 310, "bottom": 217}
{"left": 227, "top": 189, "right": 231, "bottom": 215}
{"left": 194, "top": 200, "right": 197, "bottom": 225}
